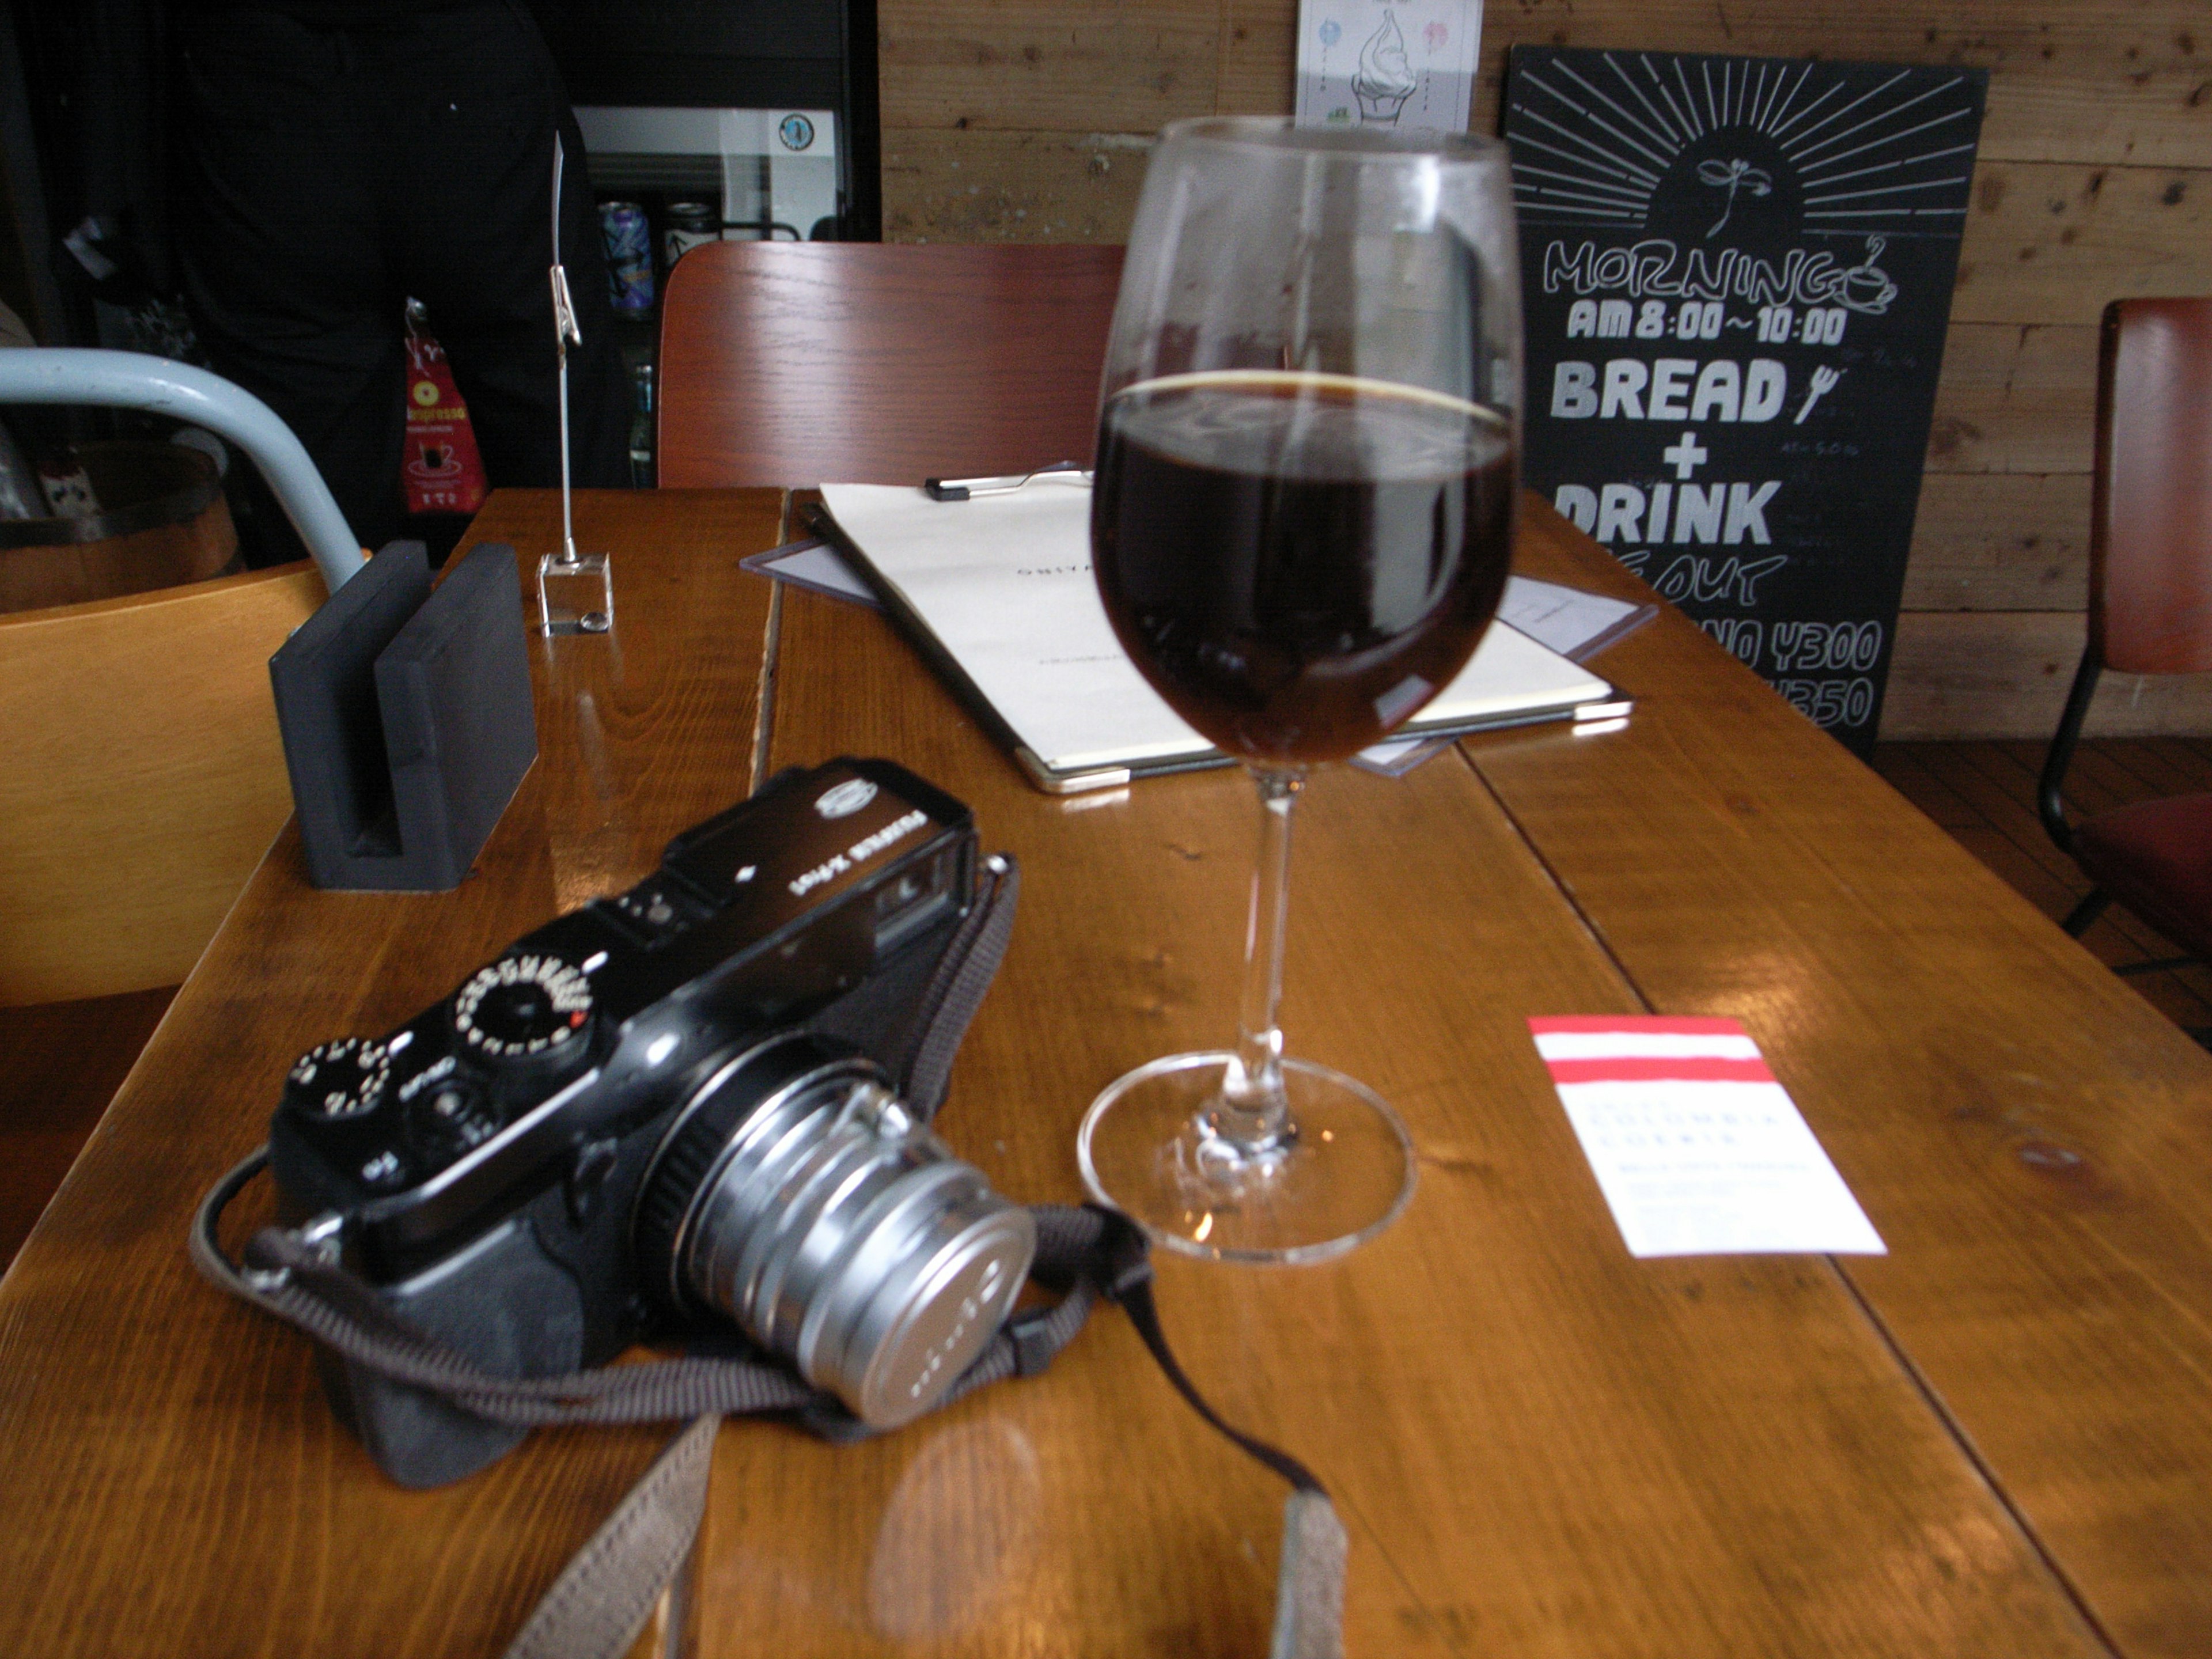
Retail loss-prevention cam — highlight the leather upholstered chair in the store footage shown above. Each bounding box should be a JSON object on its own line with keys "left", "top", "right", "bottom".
{"left": 656, "top": 241, "right": 1124, "bottom": 488}
{"left": 2037, "top": 297, "right": 2212, "bottom": 961}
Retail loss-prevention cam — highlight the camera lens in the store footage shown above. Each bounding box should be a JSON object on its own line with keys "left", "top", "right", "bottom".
{"left": 635, "top": 1034, "right": 1035, "bottom": 1429}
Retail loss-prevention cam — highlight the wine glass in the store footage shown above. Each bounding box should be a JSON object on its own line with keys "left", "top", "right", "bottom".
{"left": 1077, "top": 118, "right": 1522, "bottom": 1264}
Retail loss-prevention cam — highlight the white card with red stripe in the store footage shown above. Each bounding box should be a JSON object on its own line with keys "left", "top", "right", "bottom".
{"left": 1528, "top": 1017, "right": 1885, "bottom": 1259}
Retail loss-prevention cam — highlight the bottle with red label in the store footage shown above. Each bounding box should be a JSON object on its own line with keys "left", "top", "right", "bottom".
{"left": 402, "top": 302, "right": 488, "bottom": 517}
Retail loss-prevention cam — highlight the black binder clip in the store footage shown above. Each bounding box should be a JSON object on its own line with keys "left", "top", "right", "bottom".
{"left": 923, "top": 462, "right": 1092, "bottom": 502}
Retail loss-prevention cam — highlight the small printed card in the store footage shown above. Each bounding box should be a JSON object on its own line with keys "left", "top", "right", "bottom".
{"left": 1528, "top": 1016, "right": 1885, "bottom": 1259}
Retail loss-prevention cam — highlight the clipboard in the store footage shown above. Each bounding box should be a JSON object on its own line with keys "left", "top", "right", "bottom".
{"left": 800, "top": 498, "right": 1210, "bottom": 793}
{"left": 802, "top": 486, "right": 1625, "bottom": 795}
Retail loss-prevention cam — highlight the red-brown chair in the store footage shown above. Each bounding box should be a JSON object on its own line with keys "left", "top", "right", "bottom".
{"left": 656, "top": 241, "right": 1124, "bottom": 488}
{"left": 2037, "top": 297, "right": 2212, "bottom": 962}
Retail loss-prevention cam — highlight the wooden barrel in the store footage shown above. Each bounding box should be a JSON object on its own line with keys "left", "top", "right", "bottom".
{"left": 0, "top": 441, "right": 240, "bottom": 613}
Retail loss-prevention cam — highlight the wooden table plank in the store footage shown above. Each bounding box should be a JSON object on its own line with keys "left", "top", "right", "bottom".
{"left": 1476, "top": 500, "right": 2212, "bottom": 1657}
{"left": 0, "top": 486, "right": 2186, "bottom": 1659}
{"left": 0, "top": 490, "right": 782, "bottom": 1658}
{"left": 721, "top": 571, "right": 2109, "bottom": 1657}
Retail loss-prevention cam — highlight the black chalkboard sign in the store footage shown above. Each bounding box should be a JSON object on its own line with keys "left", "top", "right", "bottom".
{"left": 1503, "top": 48, "right": 1987, "bottom": 753}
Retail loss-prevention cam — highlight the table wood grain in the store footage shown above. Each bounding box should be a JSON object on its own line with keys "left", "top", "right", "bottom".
{"left": 720, "top": 520, "right": 2113, "bottom": 1659}
{"left": 0, "top": 487, "right": 2199, "bottom": 1658}
{"left": 1479, "top": 501, "right": 2212, "bottom": 1658}
{"left": 0, "top": 491, "right": 781, "bottom": 1659}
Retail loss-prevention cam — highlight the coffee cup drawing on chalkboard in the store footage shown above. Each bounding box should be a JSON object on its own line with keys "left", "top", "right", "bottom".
{"left": 1842, "top": 237, "right": 1900, "bottom": 312}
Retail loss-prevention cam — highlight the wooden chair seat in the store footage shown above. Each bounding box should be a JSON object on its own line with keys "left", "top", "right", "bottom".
{"left": 2071, "top": 794, "right": 2212, "bottom": 960}
{"left": 0, "top": 561, "right": 324, "bottom": 1005}
{"left": 657, "top": 241, "right": 1124, "bottom": 488}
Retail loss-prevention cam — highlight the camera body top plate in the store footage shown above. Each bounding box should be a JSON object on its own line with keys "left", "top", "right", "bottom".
{"left": 268, "top": 757, "right": 976, "bottom": 1283}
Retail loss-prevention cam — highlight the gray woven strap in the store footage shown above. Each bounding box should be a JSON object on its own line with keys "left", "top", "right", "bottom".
{"left": 1272, "top": 1491, "right": 1349, "bottom": 1659}
{"left": 192, "top": 1158, "right": 1344, "bottom": 1659}
{"left": 498, "top": 1418, "right": 1343, "bottom": 1659}
{"left": 191, "top": 1150, "right": 1094, "bottom": 1430}
{"left": 498, "top": 1421, "right": 1344, "bottom": 1659}
{"left": 502, "top": 1413, "right": 721, "bottom": 1659}
{"left": 895, "top": 855, "right": 1021, "bottom": 1115}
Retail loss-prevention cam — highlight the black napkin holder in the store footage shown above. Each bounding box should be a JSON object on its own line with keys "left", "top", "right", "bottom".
{"left": 270, "top": 540, "right": 537, "bottom": 891}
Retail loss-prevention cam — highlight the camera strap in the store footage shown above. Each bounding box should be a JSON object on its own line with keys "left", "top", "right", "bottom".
{"left": 192, "top": 1157, "right": 1348, "bottom": 1659}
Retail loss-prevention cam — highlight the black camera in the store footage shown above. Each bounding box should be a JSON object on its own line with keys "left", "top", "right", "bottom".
{"left": 267, "top": 758, "right": 1034, "bottom": 1488}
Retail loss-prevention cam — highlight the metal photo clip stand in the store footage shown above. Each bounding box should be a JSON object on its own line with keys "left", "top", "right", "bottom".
{"left": 539, "top": 133, "right": 613, "bottom": 637}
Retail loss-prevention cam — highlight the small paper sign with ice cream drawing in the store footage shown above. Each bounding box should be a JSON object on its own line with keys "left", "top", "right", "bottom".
{"left": 1295, "top": 1, "right": 1483, "bottom": 135}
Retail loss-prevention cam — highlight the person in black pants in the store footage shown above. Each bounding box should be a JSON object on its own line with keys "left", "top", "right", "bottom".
{"left": 175, "top": 0, "right": 630, "bottom": 556}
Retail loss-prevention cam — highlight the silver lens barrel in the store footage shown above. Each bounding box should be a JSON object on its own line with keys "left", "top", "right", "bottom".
{"left": 638, "top": 1036, "right": 1035, "bottom": 1429}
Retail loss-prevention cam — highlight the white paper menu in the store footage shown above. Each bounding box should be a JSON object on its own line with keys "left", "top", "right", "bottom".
{"left": 816, "top": 483, "right": 1613, "bottom": 788}
{"left": 750, "top": 540, "right": 1654, "bottom": 668}
{"left": 1529, "top": 1017, "right": 1887, "bottom": 1259}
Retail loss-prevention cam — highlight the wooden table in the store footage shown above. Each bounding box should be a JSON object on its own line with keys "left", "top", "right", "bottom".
{"left": 2, "top": 487, "right": 2208, "bottom": 1658}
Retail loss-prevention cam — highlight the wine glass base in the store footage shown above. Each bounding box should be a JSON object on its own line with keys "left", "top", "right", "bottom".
{"left": 1077, "top": 1051, "right": 1416, "bottom": 1264}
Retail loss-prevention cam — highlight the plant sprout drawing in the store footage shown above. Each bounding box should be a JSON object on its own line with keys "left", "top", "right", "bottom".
{"left": 1507, "top": 55, "right": 1981, "bottom": 238}
{"left": 1696, "top": 157, "right": 1772, "bottom": 238}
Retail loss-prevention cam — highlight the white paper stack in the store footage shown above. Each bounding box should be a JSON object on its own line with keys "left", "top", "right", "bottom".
{"left": 817, "top": 482, "right": 1618, "bottom": 791}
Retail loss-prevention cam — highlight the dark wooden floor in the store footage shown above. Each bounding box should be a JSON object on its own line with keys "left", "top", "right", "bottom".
{"left": 1870, "top": 737, "right": 2212, "bottom": 1031}
{"left": 2, "top": 737, "right": 2206, "bottom": 1273}
{"left": 0, "top": 987, "right": 173, "bottom": 1271}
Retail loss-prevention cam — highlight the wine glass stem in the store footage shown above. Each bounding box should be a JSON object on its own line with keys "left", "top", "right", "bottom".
{"left": 1218, "top": 764, "right": 1304, "bottom": 1147}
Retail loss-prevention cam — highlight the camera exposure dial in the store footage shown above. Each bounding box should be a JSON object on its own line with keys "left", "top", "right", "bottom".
{"left": 452, "top": 954, "right": 596, "bottom": 1078}
{"left": 283, "top": 1037, "right": 391, "bottom": 1120}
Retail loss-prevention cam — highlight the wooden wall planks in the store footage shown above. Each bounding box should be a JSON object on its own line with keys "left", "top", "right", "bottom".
{"left": 1887, "top": 612, "right": 2212, "bottom": 738}
{"left": 880, "top": 3, "right": 1229, "bottom": 132}
{"left": 1902, "top": 474, "right": 2093, "bottom": 611}
{"left": 1923, "top": 323, "right": 2097, "bottom": 476}
{"left": 875, "top": 0, "right": 2212, "bottom": 739}
{"left": 880, "top": 3, "right": 2212, "bottom": 164}
{"left": 1953, "top": 162, "right": 2210, "bottom": 327}
{"left": 882, "top": 131, "right": 1152, "bottom": 242}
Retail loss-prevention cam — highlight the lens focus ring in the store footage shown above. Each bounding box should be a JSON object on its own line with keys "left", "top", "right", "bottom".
{"left": 635, "top": 1034, "right": 1035, "bottom": 1429}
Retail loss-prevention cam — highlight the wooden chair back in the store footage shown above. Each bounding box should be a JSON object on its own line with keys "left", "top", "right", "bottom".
{"left": 657, "top": 242, "right": 1125, "bottom": 487}
{"left": 0, "top": 562, "right": 324, "bottom": 1005}
{"left": 2092, "top": 296, "right": 2212, "bottom": 675}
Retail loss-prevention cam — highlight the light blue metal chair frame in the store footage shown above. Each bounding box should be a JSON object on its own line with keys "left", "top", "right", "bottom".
{"left": 0, "top": 349, "right": 364, "bottom": 593}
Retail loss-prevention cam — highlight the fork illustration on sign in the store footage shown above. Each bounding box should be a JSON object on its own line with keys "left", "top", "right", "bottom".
{"left": 1793, "top": 366, "right": 1842, "bottom": 425}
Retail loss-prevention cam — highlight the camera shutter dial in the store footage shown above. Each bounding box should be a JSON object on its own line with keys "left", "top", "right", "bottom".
{"left": 452, "top": 955, "right": 596, "bottom": 1074}
{"left": 283, "top": 1037, "right": 391, "bottom": 1119}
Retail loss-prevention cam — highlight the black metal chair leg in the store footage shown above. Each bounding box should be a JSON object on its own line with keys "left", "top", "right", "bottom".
{"left": 2063, "top": 891, "right": 2110, "bottom": 935}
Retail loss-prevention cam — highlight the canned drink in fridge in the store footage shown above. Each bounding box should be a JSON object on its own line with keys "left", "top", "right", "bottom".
{"left": 664, "top": 201, "right": 719, "bottom": 268}
{"left": 599, "top": 200, "right": 655, "bottom": 313}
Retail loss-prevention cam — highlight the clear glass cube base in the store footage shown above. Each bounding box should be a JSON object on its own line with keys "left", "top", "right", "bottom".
{"left": 1077, "top": 1051, "right": 1416, "bottom": 1264}
{"left": 537, "top": 551, "right": 613, "bottom": 636}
